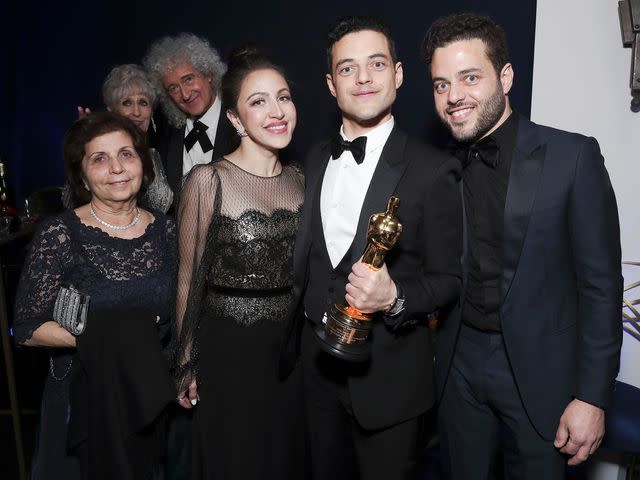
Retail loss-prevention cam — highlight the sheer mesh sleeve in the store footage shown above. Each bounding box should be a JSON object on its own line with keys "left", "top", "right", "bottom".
{"left": 13, "top": 216, "right": 72, "bottom": 344}
{"left": 171, "top": 164, "right": 221, "bottom": 392}
{"left": 156, "top": 216, "right": 177, "bottom": 341}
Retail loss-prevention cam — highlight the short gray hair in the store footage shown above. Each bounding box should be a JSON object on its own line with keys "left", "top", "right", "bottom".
{"left": 101, "top": 64, "right": 157, "bottom": 109}
{"left": 143, "top": 33, "right": 226, "bottom": 128}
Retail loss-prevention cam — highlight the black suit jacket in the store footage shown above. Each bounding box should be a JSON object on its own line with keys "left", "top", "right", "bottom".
{"left": 164, "top": 107, "right": 238, "bottom": 209}
{"left": 435, "top": 115, "right": 623, "bottom": 439}
{"left": 281, "top": 126, "right": 463, "bottom": 430}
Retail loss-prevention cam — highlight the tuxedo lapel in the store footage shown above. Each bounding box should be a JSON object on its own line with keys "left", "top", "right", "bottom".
{"left": 350, "top": 127, "right": 410, "bottom": 265}
{"left": 501, "top": 117, "right": 545, "bottom": 301}
{"left": 293, "top": 142, "right": 332, "bottom": 287}
{"left": 166, "top": 127, "right": 185, "bottom": 195}
{"left": 461, "top": 180, "right": 469, "bottom": 294}
{"left": 212, "top": 108, "right": 240, "bottom": 160}
{"left": 281, "top": 144, "right": 330, "bottom": 375}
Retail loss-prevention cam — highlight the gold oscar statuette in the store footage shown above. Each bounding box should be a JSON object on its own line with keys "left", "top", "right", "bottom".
{"left": 314, "top": 196, "right": 403, "bottom": 361}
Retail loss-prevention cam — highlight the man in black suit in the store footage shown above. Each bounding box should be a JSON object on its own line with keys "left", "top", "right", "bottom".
{"left": 143, "top": 33, "right": 238, "bottom": 209}
{"left": 422, "top": 13, "right": 623, "bottom": 479}
{"left": 280, "top": 16, "right": 462, "bottom": 480}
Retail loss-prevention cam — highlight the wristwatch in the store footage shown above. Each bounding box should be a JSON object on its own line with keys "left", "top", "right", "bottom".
{"left": 385, "top": 283, "right": 406, "bottom": 316}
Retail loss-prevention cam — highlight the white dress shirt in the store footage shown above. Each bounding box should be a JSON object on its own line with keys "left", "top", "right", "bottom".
{"left": 182, "top": 95, "right": 222, "bottom": 177}
{"left": 321, "top": 117, "right": 395, "bottom": 267}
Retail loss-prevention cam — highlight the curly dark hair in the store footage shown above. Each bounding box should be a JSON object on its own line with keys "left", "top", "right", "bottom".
{"left": 326, "top": 16, "right": 397, "bottom": 72}
{"left": 421, "top": 13, "right": 509, "bottom": 76}
{"left": 63, "top": 111, "right": 155, "bottom": 206}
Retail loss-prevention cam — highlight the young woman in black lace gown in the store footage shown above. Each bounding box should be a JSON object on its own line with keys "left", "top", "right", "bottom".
{"left": 172, "top": 49, "right": 306, "bottom": 478}
{"left": 14, "top": 112, "right": 175, "bottom": 479}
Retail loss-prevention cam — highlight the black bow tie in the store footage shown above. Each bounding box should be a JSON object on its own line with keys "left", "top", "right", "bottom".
{"left": 331, "top": 135, "right": 367, "bottom": 164}
{"left": 184, "top": 120, "right": 214, "bottom": 153}
{"left": 449, "top": 136, "right": 500, "bottom": 169}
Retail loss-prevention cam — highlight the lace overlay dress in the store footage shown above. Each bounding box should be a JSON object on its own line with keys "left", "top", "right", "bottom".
{"left": 13, "top": 210, "right": 176, "bottom": 480}
{"left": 174, "top": 158, "right": 305, "bottom": 479}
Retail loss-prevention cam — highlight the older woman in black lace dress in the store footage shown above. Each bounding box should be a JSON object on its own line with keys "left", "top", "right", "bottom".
{"left": 14, "top": 112, "right": 176, "bottom": 479}
{"left": 172, "top": 48, "right": 306, "bottom": 479}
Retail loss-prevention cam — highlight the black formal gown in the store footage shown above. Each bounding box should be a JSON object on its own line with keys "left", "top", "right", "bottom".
{"left": 13, "top": 209, "right": 176, "bottom": 480}
{"left": 174, "top": 158, "right": 307, "bottom": 479}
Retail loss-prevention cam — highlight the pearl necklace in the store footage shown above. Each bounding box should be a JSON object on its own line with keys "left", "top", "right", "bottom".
{"left": 89, "top": 204, "right": 141, "bottom": 230}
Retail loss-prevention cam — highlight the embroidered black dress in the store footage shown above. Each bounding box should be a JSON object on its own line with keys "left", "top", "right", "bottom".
{"left": 174, "top": 159, "right": 306, "bottom": 479}
{"left": 13, "top": 210, "right": 176, "bottom": 480}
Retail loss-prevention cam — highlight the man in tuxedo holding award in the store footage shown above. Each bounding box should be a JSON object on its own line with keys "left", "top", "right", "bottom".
{"left": 280, "top": 16, "right": 462, "bottom": 479}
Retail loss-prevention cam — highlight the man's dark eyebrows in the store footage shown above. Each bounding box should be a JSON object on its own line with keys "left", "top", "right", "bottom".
{"left": 334, "top": 52, "right": 390, "bottom": 70}
{"left": 457, "top": 67, "right": 482, "bottom": 76}
{"left": 431, "top": 68, "right": 482, "bottom": 83}
{"left": 369, "top": 52, "right": 389, "bottom": 60}
{"left": 335, "top": 58, "right": 354, "bottom": 69}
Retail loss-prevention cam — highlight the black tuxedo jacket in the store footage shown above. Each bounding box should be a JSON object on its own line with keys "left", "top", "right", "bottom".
{"left": 435, "top": 115, "right": 623, "bottom": 439}
{"left": 281, "top": 126, "right": 463, "bottom": 430}
{"left": 163, "top": 108, "right": 238, "bottom": 209}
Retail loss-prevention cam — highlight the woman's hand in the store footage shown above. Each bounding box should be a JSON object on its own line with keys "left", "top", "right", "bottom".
{"left": 76, "top": 106, "right": 92, "bottom": 118}
{"left": 23, "top": 321, "right": 77, "bottom": 348}
{"left": 177, "top": 378, "right": 199, "bottom": 409}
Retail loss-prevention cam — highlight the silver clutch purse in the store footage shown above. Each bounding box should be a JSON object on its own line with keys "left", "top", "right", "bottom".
{"left": 53, "top": 284, "right": 90, "bottom": 336}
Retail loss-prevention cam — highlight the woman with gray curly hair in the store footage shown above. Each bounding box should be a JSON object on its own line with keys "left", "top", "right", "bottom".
{"left": 73, "top": 64, "right": 174, "bottom": 213}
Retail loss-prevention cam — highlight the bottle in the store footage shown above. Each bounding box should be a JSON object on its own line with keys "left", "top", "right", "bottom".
{"left": 0, "top": 159, "right": 17, "bottom": 218}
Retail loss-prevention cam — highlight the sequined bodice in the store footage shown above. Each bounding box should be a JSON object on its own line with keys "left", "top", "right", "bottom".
{"left": 202, "top": 161, "right": 302, "bottom": 325}
{"left": 208, "top": 208, "right": 299, "bottom": 290}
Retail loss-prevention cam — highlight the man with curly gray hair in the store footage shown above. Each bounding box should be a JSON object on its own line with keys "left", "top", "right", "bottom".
{"left": 143, "top": 33, "right": 238, "bottom": 207}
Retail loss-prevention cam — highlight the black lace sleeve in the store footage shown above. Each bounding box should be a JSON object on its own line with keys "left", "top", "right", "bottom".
{"left": 171, "top": 164, "right": 221, "bottom": 392}
{"left": 13, "top": 215, "right": 73, "bottom": 344}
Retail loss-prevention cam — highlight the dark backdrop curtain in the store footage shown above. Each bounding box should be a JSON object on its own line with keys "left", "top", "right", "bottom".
{"left": 3, "top": 0, "right": 537, "bottom": 204}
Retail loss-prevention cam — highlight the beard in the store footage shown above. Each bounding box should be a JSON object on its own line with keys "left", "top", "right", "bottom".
{"left": 441, "top": 81, "right": 506, "bottom": 143}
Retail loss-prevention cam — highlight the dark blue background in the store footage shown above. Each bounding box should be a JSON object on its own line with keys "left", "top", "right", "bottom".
{"left": 2, "top": 0, "right": 537, "bottom": 204}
